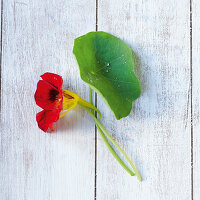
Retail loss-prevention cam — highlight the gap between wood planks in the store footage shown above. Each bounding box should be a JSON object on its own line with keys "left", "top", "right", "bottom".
{"left": 0, "top": 0, "right": 3, "bottom": 113}
{"left": 190, "top": 0, "right": 193, "bottom": 199}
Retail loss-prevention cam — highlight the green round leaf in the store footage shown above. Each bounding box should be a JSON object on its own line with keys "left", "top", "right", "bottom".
{"left": 73, "top": 31, "right": 141, "bottom": 120}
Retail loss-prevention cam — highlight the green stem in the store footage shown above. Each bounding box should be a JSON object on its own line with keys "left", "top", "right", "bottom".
{"left": 96, "top": 122, "right": 134, "bottom": 176}
{"left": 89, "top": 87, "right": 93, "bottom": 105}
{"left": 88, "top": 87, "right": 142, "bottom": 180}
{"left": 88, "top": 88, "right": 133, "bottom": 175}
{"left": 81, "top": 104, "right": 142, "bottom": 181}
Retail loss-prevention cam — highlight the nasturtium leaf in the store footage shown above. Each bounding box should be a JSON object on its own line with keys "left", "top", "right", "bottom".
{"left": 73, "top": 31, "right": 141, "bottom": 120}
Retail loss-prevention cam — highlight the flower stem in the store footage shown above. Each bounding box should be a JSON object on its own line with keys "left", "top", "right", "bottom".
{"left": 95, "top": 120, "right": 135, "bottom": 176}
{"left": 87, "top": 87, "right": 142, "bottom": 180}
{"left": 78, "top": 97, "right": 101, "bottom": 118}
{"left": 80, "top": 104, "right": 142, "bottom": 180}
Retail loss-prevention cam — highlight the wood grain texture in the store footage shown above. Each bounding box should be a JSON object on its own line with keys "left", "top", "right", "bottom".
{"left": 0, "top": 0, "right": 96, "bottom": 199}
{"left": 96, "top": 0, "right": 191, "bottom": 199}
{"left": 1, "top": 0, "right": 199, "bottom": 199}
{"left": 193, "top": 0, "right": 200, "bottom": 199}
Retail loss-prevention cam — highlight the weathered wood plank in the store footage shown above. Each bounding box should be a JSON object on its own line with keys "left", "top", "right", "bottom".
{"left": 193, "top": 0, "right": 200, "bottom": 199}
{"left": 0, "top": 0, "right": 96, "bottom": 199}
{"left": 96, "top": 0, "right": 191, "bottom": 199}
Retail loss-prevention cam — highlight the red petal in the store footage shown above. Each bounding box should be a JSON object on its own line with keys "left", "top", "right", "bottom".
{"left": 41, "top": 72, "right": 63, "bottom": 91}
{"left": 36, "top": 109, "right": 61, "bottom": 132}
{"left": 34, "top": 80, "right": 63, "bottom": 110}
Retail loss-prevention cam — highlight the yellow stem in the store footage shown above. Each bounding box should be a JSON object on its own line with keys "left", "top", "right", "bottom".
{"left": 78, "top": 98, "right": 101, "bottom": 118}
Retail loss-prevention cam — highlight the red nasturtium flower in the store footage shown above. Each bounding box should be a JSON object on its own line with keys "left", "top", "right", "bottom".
{"left": 34, "top": 72, "right": 99, "bottom": 132}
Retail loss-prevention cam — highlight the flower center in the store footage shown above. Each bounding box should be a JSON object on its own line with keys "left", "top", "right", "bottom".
{"left": 48, "top": 89, "right": 60, "bottom": 102}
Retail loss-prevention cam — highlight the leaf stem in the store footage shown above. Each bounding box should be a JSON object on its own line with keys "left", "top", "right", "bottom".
{"left": 89, "top": 87, "right": 93, "bottom": 105}
{"left": 95, "top": 121, "right": 135, "bottom": 176}
{"left": 87, "top": 87, "right": 142, "bottom": 180}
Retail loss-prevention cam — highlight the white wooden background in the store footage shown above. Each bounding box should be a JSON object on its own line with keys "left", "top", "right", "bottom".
{"left": 0, "top": 0, "right": 199, "bottom": 199}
